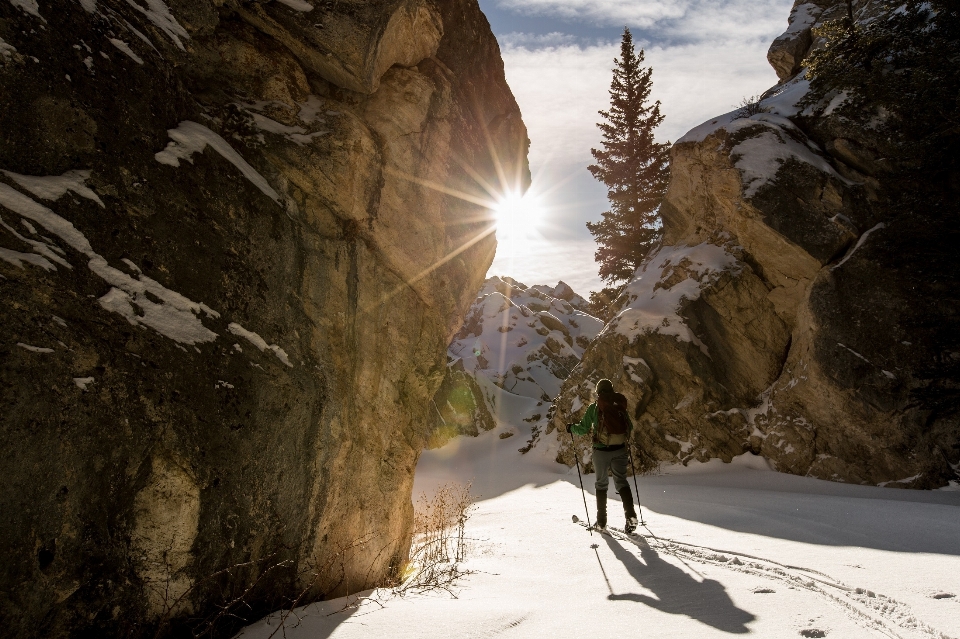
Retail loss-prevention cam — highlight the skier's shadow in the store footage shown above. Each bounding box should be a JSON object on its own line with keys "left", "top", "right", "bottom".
{"left": 604, "top": 535, "right": 755, "bottom": 634}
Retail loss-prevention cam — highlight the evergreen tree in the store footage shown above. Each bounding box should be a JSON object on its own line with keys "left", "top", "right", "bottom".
{"left": 587, "top": 28, "right": 671, "bottom": 283}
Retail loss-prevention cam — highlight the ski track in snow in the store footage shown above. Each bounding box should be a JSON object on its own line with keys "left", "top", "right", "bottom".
{"left": 574, "top": 519, "right": 953, "bottom": 639}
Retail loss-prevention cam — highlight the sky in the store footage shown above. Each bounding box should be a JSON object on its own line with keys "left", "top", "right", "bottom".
{"left": 483, "top": 0, "right": 796, "bottom": 296}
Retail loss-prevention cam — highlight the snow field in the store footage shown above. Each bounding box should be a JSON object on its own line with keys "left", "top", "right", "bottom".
{"left": 238, "top": 389, "right": 960, "bottom": 639}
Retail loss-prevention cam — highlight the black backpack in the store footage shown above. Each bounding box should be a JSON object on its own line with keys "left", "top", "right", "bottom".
{"left": 596, "top": 392, "right": 629, "bottom": 437}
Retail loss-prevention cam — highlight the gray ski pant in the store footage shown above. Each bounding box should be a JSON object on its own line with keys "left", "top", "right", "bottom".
{"left": 593, "top": 446, "right": 636, "bottom": 524}
{"left": 593, "top": 446, "right": 630, "bottom": 496}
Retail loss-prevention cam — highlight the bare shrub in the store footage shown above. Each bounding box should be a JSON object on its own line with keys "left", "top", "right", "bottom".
{"left": 393, "top": 482, "right": 476, "bottom": 595}
{"left": 735, "top": 94, "right": 764, "bottom": 119}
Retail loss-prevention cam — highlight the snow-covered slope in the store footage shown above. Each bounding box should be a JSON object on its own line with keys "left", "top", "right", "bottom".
{"left": 428, "top": 276, "right": 601, "bottom": 448}
{"left": 238, "top": 394, "right": 960, "bottom": 639}
{"left": 450, "top": 276, "right": 602, "bottom": 401}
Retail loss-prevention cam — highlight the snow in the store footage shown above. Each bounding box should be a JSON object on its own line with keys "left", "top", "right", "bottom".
{"left": 606, "top": 242, "right": 739, "bottom": 355}
{"left": 759, "top": 73, "right": 812, "bottom": 118}
{"left": 237, "top": 396, "right": 960, "bottom": 639}
{"left": 124, "top": 0, "right": 188, "bottom": 51}
{"left": 664, "top": 433, "right": 695, "bottom": 455}
{"left": 16, "top": 342, "right": 53, "bottom": 353}
{"left": 822, "top": 90, "right": 851, "bottom": 116}
{"left": 275, "top": 0, "right": 313, "bottom": 11}
{"left": 676, "top": 73, "right": 812, "bottom": 143}
{"left": 108, "top": 38, "right": 143, "bottom": 65}
{"left": 832, "top": 223, "right": 886, "bottom": 270}
{"left": 250, "top": 112, "right": 328, "bottom": 146}
{"left": 79, "top": 0, "right": 97, "bottom": 13}
{"left": 0, "top": 37, "right": 16, "bottom": 60}
{"left": 676, "top": 108, "right": 740, "bottom": 145}
{"left": 837, "top": 343, "right": 870, "bottom": 363}
{"left": 0, "top": 214, "right": 71, "bottom": 269}
{"left": 779, "top": 3, "right": 821, "bottom": 36}
{"left": 622, "top": 355, "right": 648, "bottom": 384}
{"left": 297, "top": 95, "right": 326, "bottom": 124}
{"left": 123, "top": 18, "right": 159, "bottom": 52}
{"left": 448, "top": 277, "right": 602, "bottom": 402}
{"left": 8, "top": 0, "right": 43, "bottom": 20}
{"left": 0, "top": 181, "right": 221, "bottom": 345}
{"left": 729, "top": 123, "right": 850, "bottom": 198}
{"left": 2, "top": 169, "right": 105, "bottom": 207}
{"left": 227, "top": 322, "right": 293, "bottom": 367}
{"left": 155, "top": 121, "right": 281, "bottom": 204}
{"left": 73, "top": 376, "right": 94, "bottom": 390}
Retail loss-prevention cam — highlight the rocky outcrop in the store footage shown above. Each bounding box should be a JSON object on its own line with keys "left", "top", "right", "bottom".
{"left": 0, "top": 1, "right": 528, "bottom": 637}
{"left": 427, "top": 277, "right": 602, "bottom": 447}
{"left": 551, "top": 0, "right": 959, "bottom": 488}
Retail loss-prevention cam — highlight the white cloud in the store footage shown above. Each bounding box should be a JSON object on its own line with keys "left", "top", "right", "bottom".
{"left": 502, "top": 36, "right": 779, "bottom": 167}
{"left": 488, "top": 237, "right": 603, "bottom": 294}
{"left": 496, "top": 0, "right": 791, "bottom": 42}
{"left": 487, "top": 0, "right": 794, "bottom": 282}
{"left": 497, "top": 0, "right": 687, "bottom": 28}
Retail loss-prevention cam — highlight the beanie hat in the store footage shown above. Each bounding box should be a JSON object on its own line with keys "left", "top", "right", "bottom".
{"left": 595, "top": 378, "right": 614, "bottom": 395}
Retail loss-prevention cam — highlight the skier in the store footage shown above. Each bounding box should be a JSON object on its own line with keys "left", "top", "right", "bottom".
{"left": 567, "top": 378, "right": 639, "bottom": 533}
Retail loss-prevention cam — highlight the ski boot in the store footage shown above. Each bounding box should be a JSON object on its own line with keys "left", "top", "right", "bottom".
{"left": 595, "top": 492, "right": 607, "bottom": 532}
{"left": 625, "top": 516, "right": 639, "bottom": 534}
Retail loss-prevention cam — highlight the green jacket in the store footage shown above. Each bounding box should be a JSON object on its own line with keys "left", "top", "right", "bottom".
{"left": 571, "top": 401, "right": 633, "bottom": 448}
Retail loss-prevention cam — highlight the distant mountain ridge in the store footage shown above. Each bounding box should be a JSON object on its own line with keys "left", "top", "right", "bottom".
{"left": 427, "top": 276, "right": 601, "bottom": 447}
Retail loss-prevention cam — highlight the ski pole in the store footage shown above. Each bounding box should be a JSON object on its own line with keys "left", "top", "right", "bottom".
{"left": 628, "top": 444, "right": 645, "bottom": 525}
{"left": 568, "top": 425, "right": 593, "bottom": 536}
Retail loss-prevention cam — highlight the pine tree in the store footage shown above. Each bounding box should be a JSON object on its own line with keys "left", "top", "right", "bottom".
{"left": 587, "top": 28, "right": 671, "bottom": 283}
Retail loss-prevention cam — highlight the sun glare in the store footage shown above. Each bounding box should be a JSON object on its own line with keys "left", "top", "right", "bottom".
{"left": 493, "top": 192, "right": 544, "bottom": 246}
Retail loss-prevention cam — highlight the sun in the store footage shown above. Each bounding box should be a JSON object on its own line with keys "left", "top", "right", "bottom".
{"left": 492, "top": 191, "right": 544, "bottom": 246}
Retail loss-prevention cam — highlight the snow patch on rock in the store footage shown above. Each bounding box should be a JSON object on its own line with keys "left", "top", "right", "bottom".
{"left": 0, "top": 180, "right": 221, "bottom": 345}
{"left": 275, "top": 0, "right": 313, "bottom": 11}
{"left": 2, "top": 169, "right": 105, "bottom": 207}
{"left": 155, "top": 121, "right": 281, "bottom": 203}
{"left": 8, "top": 0, "right": 43, "bottom": 20}
{"left": 606, "top": 242, "right": 740, "bottom": 355}
{"left": 228, "top": 323, "right": 293, "bottom": 367}
{"left": 17, "top": 342, "right": 53, "bottom": 353}
{"left": 109, "top": 38, "right": 144, "bottom": 65}
{"left": 125, "top": 0, "right": 188, "bottom": 50}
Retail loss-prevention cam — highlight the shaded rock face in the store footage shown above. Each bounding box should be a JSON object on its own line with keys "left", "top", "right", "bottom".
{"left": 552, "top": 0, "right": 959, "bottom": 488}
{"left": 0, "top": 0, "right": 527, "bottom": 637}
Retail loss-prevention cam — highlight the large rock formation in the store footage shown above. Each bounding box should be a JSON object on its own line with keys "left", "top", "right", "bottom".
{"left": 551, "top": 0, "right": 959, "bottom": 488}
{"left": 0, "top": 0, "right": 528, "bottom": 636}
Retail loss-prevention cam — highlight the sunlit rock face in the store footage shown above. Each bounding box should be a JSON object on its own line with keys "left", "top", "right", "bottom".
{"left": 428, "top": 277, "right": 602, "bottom": 448}
{"left": 552, "top": 0, "right": 959, "bottom": 488}
{"left": 0, "top": 0, "right": 527, "bottom": 636}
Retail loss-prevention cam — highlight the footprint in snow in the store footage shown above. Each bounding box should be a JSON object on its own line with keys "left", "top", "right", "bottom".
{"left": 932, "top": 592, "right": 955, "bottom": 599}
{"left": 751, "top": 588, "right": 775, "bottom": 594}
{"left": 800, "top": 630, "right": 826, "bottom": 638}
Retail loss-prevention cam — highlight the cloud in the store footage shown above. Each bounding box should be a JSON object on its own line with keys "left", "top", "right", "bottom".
{"left": 502, "top": 37, "right": 779, "bottom": 168}
{"left": 498, "top": 31, "right": 582, "bottom": 48}
{"left": 488, "top": 237, "right": 604, "bottom": 294}
{"left": 485, "top": 0, "right": 794, "bottom": 276}
{"left": 495, "top": 0, "right": 792, "bottom": 43}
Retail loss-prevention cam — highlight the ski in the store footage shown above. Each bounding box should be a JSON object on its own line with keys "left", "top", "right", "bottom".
{"left": 572, "top": 515, "right": 648, "bottom": 547}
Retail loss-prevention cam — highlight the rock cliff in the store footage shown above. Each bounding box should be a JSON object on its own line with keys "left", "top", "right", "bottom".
{"left": 551, "top": 0, "right": 959, "bottom": 487}
{"left": 0, "top": 0, "right": 527, "bottom": 636}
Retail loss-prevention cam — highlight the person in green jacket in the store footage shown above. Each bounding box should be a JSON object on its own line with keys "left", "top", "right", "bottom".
{"left": 567, "top": 378, "right": 639, "bottom": 533}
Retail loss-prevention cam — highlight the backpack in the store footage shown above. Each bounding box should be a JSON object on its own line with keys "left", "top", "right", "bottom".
{"left": 596, "top": 392, "right": 630, "bottom": 441}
